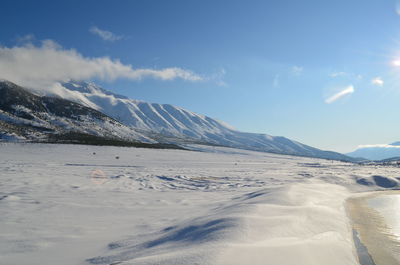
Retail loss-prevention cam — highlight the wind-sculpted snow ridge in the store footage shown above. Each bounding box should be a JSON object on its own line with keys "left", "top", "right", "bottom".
{"left": 53, "top": 80, "right": 356, "bottom": 161}
{"left": 77, "top": 174, "right": 272, "bottom": 192}
{"left": 86, "top": 184, "right": 358, "bottom": 265}
{"left": 1, "top": 144, "right": 399, "bottom": 265}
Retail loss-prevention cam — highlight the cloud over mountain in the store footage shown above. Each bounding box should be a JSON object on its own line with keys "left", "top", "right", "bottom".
{"left": 0, "top": 40, "right": 203, "bottom": 89}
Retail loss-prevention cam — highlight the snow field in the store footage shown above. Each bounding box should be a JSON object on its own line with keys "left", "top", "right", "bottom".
{"left": 0, "top": 143, "right": 399, "bottom": 265}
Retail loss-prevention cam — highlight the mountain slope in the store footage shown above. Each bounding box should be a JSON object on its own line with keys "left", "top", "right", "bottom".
{"left": 0, "top": 80, "right": 153, "bottom": 144}
{"left": 50, "top": 81, "right": 354, "bottom": 161}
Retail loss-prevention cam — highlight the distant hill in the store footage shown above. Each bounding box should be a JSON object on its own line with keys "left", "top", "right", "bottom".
{"left": 347, "top": 142, "right": 400, "bottom": 161}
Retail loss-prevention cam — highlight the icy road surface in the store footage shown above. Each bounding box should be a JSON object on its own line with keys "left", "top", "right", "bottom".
{"left": 0, "top": 143, "right": 399, "bottom": 265}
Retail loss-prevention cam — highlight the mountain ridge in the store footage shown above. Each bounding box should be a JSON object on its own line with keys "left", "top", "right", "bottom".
{"left": 0, "top": 79, "right": 357, "bottom": 161}
{"left": 58, "top": 80, "right": 356, "bottom": 161}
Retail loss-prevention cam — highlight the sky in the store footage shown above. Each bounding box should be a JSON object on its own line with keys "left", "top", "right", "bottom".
{"left": 1, "top": 0, "right": 400, "bottom": 153}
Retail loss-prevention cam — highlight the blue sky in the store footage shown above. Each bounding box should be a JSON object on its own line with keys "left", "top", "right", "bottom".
{"left": 1, "top": 0, "right": 400, "bottom": 152}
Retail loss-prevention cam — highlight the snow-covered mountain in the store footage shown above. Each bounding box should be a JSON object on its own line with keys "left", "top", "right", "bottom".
{"left": 0, "top": 80, "right": 153, "bottom": 144}
{"left": 347, "top": 142, "right": 400, "bottom": 161}
{"left": 48, "top": 80, "right": 354, "bottom": 161}
{"left": 0, "top": 79, "right": 357, "bottom": 161}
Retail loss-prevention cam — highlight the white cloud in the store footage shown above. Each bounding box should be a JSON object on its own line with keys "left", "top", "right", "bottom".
{"left": 325, "top": 85, "right": 354, "bottom": 104}
{"left": 0, "top": 41, "right": 203, "bottom": 89}
{"left": 89, "top": 26, "right": 123, "bottom": 42}
{"left": 291, "top": 66, "right": 303, "bottom": 76}
{"left": 371, "top": 77, "right": 384, "bottom": 86}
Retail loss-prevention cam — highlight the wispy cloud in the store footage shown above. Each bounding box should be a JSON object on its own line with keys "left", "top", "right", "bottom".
{"left": 272, "top": 74, "right": 279, "bottom": 88}
{"left": 209, "top": 68, "right": 227, "bottom": 87}
{"left": 0, "top": 40, "right": 203, "bottom": 89}
{"left": 357, "top": 144, "right": 400, "bottom": 149}
{"left": 329, "top": 71, "right": 363, "bottom": 80}
{"left": 371, "top": 77, "right": 384, "bottom": 86}
{"left": 396, "top": 0, "right": 400, "bottom": 16}
{"left": 325, "top": 85, "right": 354, "bottom": 104}
{"left": 89, "top": 26, "right": 123, "bottom": 42}
{"left": 16, "top": 34, "right": 35, "bottom": 44}
{"left": 291, "top": 66, "right": 303, "bottom": 76}
{"left": 329, "top": 71, "right": 347, "bottom": 78}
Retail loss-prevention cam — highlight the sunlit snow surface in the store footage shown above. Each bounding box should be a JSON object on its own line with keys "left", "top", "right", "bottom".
{"left": 0, "top": 143, "right": 399, "bottom": 265}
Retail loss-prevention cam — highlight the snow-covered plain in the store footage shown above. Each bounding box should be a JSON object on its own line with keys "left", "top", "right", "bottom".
{"left": 1, "top": 143, "right": 399, "bottom": 265}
